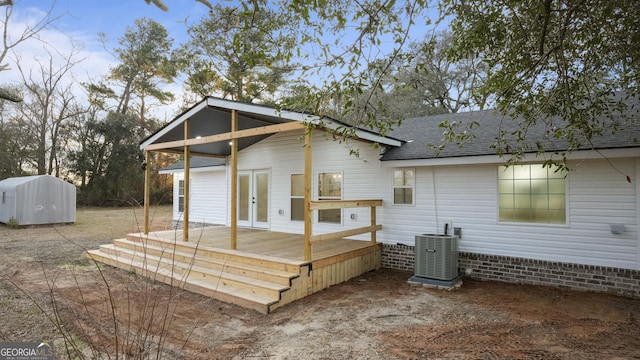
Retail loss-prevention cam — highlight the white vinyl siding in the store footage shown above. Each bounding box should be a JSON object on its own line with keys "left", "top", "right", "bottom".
{"left": 384, "top": 159, "right": 638, "bottom": 270}
{"left": 236, "top": 129, "right": 387, "bottom": 236}
{"left": 172, "top": 168, "right": 227, "bottom": 225}
{"left": 177, "top": 128, "right": 639, "bottom": 271}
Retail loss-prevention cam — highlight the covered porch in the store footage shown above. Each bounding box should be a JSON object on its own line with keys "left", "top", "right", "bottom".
{"left": 88, "top": 97, "right": 399, "bottom": 312}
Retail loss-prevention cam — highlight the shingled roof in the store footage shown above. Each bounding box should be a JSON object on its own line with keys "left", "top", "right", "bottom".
{"left": 381, "top": 108, "right": 640, "bottom": 161}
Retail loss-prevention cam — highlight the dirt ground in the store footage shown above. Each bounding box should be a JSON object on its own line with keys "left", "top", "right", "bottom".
{"left": 1, "top": 206, "right": 639, "bottom": 359}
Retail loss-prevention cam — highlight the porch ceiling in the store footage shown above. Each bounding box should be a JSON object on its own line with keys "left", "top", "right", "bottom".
{"left": 141, "top": 98, "right": 303, "bottom": 156}
{"left": 140, "top": 97, "right": 403, "bottom": 156}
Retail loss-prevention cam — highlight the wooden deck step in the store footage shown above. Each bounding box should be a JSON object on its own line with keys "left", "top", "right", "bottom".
{"left": 111, "top": 238, "right": 299, "bottom": 286}
{"left": 95, "top": 244, "right": 291, "bottom": 299}
{"left": 86, "top": 248, "right": 281, "bottom": 314}
{"left": 125, "top": 233, "right": 306, "bottom": 273}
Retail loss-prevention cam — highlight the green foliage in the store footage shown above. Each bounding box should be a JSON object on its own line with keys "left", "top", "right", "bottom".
{"left": 444, "top": 0, "right": 639, "bottom": 166}
{"left": 69, "top": 112, "right": 146, "bottom": 206}
{"left": 93, "top": 18, "right": 177, "bottom": 125}
{"left": 180, "top": 4, "right": 298, "bottom": 103}
{"left": 7, "top": 216, "right": 19, "bottom": 229}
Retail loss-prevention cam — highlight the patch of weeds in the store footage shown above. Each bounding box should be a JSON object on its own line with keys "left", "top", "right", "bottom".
{"left": 127, "top": 268, "right": 136, "bottom": 275}
{"left": 23, "top": 306, "right": 42, "bottom": 315}
{"left": 60, "top": 257, "right": 104, "bottom": 271}
{"left": 7, "top": 217, "right": 20, "bottom": 229}
{"left": 0, "top": 298, "right": 12, "bottom": 307}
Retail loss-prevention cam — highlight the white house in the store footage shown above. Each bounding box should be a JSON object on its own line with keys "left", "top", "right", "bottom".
{"left": 157, "top": 97, "right": 640, "bottom": 297}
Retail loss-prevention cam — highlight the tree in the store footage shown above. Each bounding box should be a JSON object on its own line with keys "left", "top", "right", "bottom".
{"left": 0, "top": 94, "right": 32, "bottom": 177}
{"left": 442, "top": 0, "right": 639, "bottom": 163}
{"left": 150, "top": 0, "right": 638, "bottom": 166}
{"left": 14, "top": 47, "right": 83, "bottom": 176}
{"left": 68, "top": 111, "right": 145, "bottom": 206}
{"left": 89, "top": 17, "right": 176, "bottom": 131}
{"left": 0, "top": 0, "right": 64, "bottom": 102}
{"left": 180, "top": 4, "right": 298, "bottom": 103}
{"left": 77, "top": 18, "right": 176, "bottom": 205}
{"left": 396, "top": 31, "right": 488, "bottom": 114}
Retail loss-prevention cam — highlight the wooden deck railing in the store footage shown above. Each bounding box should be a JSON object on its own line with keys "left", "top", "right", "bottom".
{"left": 304, "top": 199, "right": 382, "bottom": 261}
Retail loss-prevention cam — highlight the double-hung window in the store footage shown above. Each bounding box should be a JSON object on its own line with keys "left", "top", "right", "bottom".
{"left": 498, "top": 164, "right": 566, "bottom": 224}
{"left": 290, "top": 174, "right": 304, "bottom": 221}
{"left": 393, "top": 169, "right": 415, "bottom": 205}
{"left": 178, "top": 179, "right": 185, "bottom": 212}
{"left": 318, "top": 172, "right": 342, "bottom": 223}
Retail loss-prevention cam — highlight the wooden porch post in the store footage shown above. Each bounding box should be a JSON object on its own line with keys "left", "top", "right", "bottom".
{"left": 143, "top": 150, "right": 150, "bottom": 234}
{"left": 370, "top": 206, "right": 377, "bottom": 244}
{"left": 303, "top": 127, "right": 312, "bottom": 261}
{"left": 183, "top": 119, "right": 190, "bottom": 242}
{"left": 230, "top": 110, "right": 238, "bottom": 250}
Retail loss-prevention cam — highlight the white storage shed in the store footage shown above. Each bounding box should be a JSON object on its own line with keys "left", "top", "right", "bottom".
{"left": 0, "top": 175, "right": 76, "bottom": 225}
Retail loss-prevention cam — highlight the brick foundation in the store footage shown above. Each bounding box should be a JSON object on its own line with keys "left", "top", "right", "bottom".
{"left": 381, "top": 243, "right": 640, "bottom": 298}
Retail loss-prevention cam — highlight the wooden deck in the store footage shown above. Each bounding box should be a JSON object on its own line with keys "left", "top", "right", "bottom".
{"left": 86, "top": 226, "right": 381, "bottom": 313}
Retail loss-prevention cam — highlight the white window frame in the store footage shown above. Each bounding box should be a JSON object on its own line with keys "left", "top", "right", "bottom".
{"left": 178, "top": 179, "right": 185, "bottom": 213}
{"left": 497, "top": 164, "right": 567, "bottom": 225}
{"left": 317, "top": 171, "right": 343, "bottom": 224}
{"left": 393, "top": 168, "right": 415, "bottom": 206}
{"left": 290, "top": 173, "right": 304, "bottom": 222}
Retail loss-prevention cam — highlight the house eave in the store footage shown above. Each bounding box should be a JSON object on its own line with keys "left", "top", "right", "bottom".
{"left": 380, "top": 147, "right": 640, "bottom": 167}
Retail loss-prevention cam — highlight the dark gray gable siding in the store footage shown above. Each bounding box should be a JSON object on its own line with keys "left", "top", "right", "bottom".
{"left": 161, "top": 157, "right": 225, "bottom": 171}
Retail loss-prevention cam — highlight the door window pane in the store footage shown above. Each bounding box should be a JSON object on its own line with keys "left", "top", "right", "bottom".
{"left": 239, "top": 175, "right": 249, "bottom": 221}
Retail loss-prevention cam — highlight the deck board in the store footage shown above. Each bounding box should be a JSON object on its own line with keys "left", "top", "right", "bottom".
{"left": 133, "top": 226, "right": 375, "bottom": 262}
{"left": 92, "top": 226, "right": 381, "bottom": 312}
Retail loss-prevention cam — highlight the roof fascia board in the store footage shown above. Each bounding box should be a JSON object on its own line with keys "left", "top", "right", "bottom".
{"left": 206, "top": 97, "right": 319, "bottom": 123}
{"left": 316, "top": 120, "right": 402, "bottom": 146}
{"left": 380, "top": 148, "right": 640, "bottom": 167}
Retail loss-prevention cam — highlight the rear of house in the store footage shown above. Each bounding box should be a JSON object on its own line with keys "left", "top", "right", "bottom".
{"left": 160, "top": 100, "right": 640, "bottom": 297}
{"left": 0, "top": 175, "right": 76, "bottom": 226}
{"left": 379, "top": 111, "right": 640, "bottom": 297}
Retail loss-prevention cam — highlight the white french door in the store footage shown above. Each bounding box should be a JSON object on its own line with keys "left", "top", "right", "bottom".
{"left": 237, "top": 169, "right": 270, "bottom": 229}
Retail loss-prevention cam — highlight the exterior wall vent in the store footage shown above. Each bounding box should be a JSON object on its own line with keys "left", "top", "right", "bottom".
{"left": 414, "top": 234, "right": 458, "bottom": 281}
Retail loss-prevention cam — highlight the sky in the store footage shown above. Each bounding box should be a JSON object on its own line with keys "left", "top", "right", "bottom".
{"left": 4, "top": 0, "right": 214, "bottom": 120}
{"left": 4, "top": 0, "right": 441, "bottom": 120}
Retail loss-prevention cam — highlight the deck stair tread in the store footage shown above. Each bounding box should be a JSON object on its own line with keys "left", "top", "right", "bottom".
{"left": 95, "top": 245, "right": 291, "bottom": 294}
{"left": 125, "top": 233, "right": 308, "bottom": 269}
{"left": 87, "top": 228, "right": 382, "bottom": 314}
{"left": 111, "top": 238, "right": 299, "bottom": 285}
{"left": 86, "top": 249, "right": 280, "bottom": 311}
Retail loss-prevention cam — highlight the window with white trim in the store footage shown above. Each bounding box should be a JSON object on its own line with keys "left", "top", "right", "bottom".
{"left": 290, "top": 174, "right": 304, "bottom": 221}
{"left": 318, "top": 172, "right": 342, "bottom": 223}
{"left": 498, "top": 164, "right": 566, "bottom": 224}
{"left": 393, "top": 169, "right": 414, "bottom": 205}
{"left": 178, "top": 179, "right": 185, "bottom": 212}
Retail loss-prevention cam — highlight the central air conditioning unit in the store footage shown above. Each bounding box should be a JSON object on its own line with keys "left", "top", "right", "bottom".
{"left": 414, "top": 234, "right": 458, "bottom": 281}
